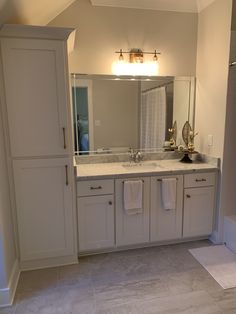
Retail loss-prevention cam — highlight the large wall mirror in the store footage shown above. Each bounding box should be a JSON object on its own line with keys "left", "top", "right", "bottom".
{"left": 71, "top": 74, "right": 195, "bottom": 155}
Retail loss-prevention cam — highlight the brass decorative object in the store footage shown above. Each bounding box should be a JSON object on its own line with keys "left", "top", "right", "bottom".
{"left": 168, "top": 120, "right": 177, "bottom": 147}
{"left": 173, "top": 120, "right": 177, "bottom": 145}
{"left": 179, "top": 121, "right": 198, "bottom": 163}
{"left": 182, "top": 121, "right": 192, "bottom": 147}
{"left": 188, "top": 131, "right": 196, "bottom": 152}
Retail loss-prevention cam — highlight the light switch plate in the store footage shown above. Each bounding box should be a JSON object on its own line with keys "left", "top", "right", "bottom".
{"left": 208, "top": 134, "right": 213, "bottom": 146}
{"left": 95, "top": 120, "right": 101, "bottom": 127}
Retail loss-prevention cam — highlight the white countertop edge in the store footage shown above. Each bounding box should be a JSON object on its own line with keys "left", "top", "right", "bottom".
{"left": 75, "top": 160, "right": 218, "bottom": 181}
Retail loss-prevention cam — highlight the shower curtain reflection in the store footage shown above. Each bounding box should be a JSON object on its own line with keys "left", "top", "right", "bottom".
{"left": 140, "top": 86, "right": 167, "bottom": 149}
{"left": 72, "top": 86, "right": 89, "bottom": 154}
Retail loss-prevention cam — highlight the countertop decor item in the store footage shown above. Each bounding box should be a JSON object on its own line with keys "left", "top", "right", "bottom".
{"left": 182, "top": 121, "right": 192, "bottom": 147}
{"left": 179, "top": 121, "right": 198, "bottom": 163}
{"left": 180, "top": 150, "right": 198, "bottom": 163}
{"left": 167, "top": 120, "right": 177, "bottom": 150}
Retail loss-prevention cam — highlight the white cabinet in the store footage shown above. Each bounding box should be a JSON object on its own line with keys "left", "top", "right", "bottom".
{"left": 150, "top": 175, "right": 183, "bottom": 242}
{"left": 77, "top": 179, "right": 115, "bottom": 252}
{"left": 115, "top": 177, "right": 150, "bottom": 246}
{"left": 76, "top": 171, "right": 217, "bottom": 254}
{"left": 0, "top": 25, "right": 77, "bottom": 268}
{"left": 183, "top": 187, "right": 215, "bottom": 238}
{"left": 78, "top": 195, "right": 114, "bottom": 252}
{"left": 1, "top": 36, "right": 69, "bottom": 158}
{"left": 13, "top": 158, "right": 74, "bottom": 261}
{"left": 183, "top": 172, "right": 216, "bottom": 238}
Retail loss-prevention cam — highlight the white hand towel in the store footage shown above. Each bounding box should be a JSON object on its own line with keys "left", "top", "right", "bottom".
{"left": 161, "top": 178, "right": 177, "bottom": 210}
{"left": 123, "top": 180, "right": 143, "bottom": 215}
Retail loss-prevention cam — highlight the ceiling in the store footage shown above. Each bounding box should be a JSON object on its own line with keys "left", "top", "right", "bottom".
{"left": 0, "top": 0, "right": 76, "bottom": 26}
{"left": 90, "top": 0, "right": 216, "bottom": 13}
{"left": 0, "top": 0, "right": 216, "bottom": 26}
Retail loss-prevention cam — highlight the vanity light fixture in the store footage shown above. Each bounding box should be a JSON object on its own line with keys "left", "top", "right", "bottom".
{"left": 112, "top": 48, "right": 160, "bottom": 76}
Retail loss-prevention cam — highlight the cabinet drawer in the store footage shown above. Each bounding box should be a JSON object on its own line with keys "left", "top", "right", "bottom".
{"left": 77, "top": 179, "right": 114, "bottom": 196}
{"left": 184, "top": 172, "right": 215, "bottom": 188}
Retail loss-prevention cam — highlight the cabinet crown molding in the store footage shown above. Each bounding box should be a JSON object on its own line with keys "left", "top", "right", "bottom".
{"left": 0, "top": 24, "right": 75, "bottom": 41}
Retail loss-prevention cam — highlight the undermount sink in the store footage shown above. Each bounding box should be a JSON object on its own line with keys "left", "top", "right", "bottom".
{"left": 122, "top": 161, "right": 162, "bottom": 170}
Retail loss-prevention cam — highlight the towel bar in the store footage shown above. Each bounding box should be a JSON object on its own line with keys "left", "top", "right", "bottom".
{"left": 157, "top": 178, "right": 178, "bottom": 182}
{"left": 122, "top": 179, "right": 145, "bottom": 183}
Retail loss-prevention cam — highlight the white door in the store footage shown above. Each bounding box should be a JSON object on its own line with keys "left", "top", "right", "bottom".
{"left": 77, "top": 195, "right": 114, "bottom": 252}
{"left": 183, "top": 187, "right": 215, "bottom": 238}
{"left": 150, "top": 175, "right": 183, "bottom": 242}
{"left": 13, "top": 158, "right": 75, "bottom": 261}
{"left": 116, "top": 177, "right": 150, "bottom": 246}
{"left": 1, "top": 38, "right": 69, "bottom": 157}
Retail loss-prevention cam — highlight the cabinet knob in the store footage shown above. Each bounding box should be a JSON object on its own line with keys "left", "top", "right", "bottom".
{"left": 186, "top": 194, "right": 191, "bottom": 198}
{"left": 108, "top": 201, "right": 113, "bottom": 205}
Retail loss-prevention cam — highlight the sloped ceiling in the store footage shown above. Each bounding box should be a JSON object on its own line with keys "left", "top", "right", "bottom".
{"left": 0, "top": 0, "right": 216, "bottom": 26}
{"left": 90, "top": 0, "right": 216, "bottom": 13}
{"left": 0, "top": 0, "right": 76, "bottom": 26}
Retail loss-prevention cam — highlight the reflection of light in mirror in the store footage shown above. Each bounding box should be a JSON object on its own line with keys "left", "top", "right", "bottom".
{"left": 112, "top": 60, "right": 159, "bottom": 76}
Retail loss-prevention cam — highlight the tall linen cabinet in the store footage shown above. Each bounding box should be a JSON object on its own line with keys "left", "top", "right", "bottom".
{"left": 0, "top": 25, "right": 78, "bottom": 270}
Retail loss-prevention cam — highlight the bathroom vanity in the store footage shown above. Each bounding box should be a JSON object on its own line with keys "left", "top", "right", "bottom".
{"left": 0, "top": 24, "right": 219, "bottom": 271}
{"left": 76, "top": 159, "right": 218, "bottom": 254}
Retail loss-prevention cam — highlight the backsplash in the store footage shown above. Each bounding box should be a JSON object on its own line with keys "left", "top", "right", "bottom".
{"left": 74, "top": 151, "right": 220, "bottom": 167}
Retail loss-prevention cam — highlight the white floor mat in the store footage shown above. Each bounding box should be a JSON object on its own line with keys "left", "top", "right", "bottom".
{"left": 189, "top": 245, "right": 236, "bottom": 289}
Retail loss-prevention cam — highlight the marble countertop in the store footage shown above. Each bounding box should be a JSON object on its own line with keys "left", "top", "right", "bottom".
{"left": 75, "top": 159, "right": 218, "bottom": 180}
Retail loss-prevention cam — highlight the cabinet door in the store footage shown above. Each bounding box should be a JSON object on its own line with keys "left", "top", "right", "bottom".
{"left": 1, "top": 38, "right": 69, "bottom": 157}
{"left": 183, "top": 187, "right": 215, "bottom": 238}
{"left": 116, "top": 177, "right": 150, "bottom": 246}
{"left": 150, "top": 175, "right": 183, "bottom": 242}
{"left": 77, "top": 195, "right": 114, "bottom": 252}
{"left": 13, "top": 158, "right": 75, "bottom": 261}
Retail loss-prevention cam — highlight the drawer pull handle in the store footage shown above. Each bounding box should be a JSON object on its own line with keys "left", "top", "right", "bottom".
{"left": 186, "top": 194, "right": 191, "bottom": 198}
{"left": 90, "top": 186, "right": 102, "bottom": 190}
{"left": 63, "top": 127, "right": 66, "bottom": 149}
{"left": 65, "top": 165, "right": 68, "bottom": 186}
{"left": 108, "top": 201, "right": 113, "bottom": 205}
{"left": 195, "top": 179, "right": 207, "bottom": 182}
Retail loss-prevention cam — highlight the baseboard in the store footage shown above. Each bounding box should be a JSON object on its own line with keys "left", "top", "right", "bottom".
{"left": 78, "top": 236, "right": 210, "bottom": 257}
{"left": 209, "top": 230, "right": 222, "bottom": 244}
{"left": 0, "top": 259, "right": 20, "bottom": 308}
{"left": 20, "top": 254, "right": 78, "bottom": 271}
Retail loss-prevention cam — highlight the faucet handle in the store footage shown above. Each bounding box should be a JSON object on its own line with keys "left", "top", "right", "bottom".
{"left": 129, "top": 148, "right": 135, "bottom": 162}
{"left": 135, "top": 151, "right": 143, "bottom": 163}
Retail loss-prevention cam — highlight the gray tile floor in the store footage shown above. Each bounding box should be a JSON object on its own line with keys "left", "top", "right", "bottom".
{"left": 2, "top": 240, "right": 236, "bottom": 314}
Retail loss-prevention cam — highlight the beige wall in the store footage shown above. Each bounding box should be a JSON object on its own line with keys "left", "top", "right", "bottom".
{"left": 194, "top": 0, "right": 232, "bottom": 158}
{"left": 194, "top": 0, "right": 232, "bottom": 242}
{"left": 49, "top": 0, "right": 198, "bottom": 76}
{"left": 92, "top": 80, "right": 139, "bottom": 150}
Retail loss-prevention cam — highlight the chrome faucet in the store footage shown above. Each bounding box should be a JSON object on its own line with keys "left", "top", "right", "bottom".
{"left": 129, "top": 149, "right": 143, "bottom": 163}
